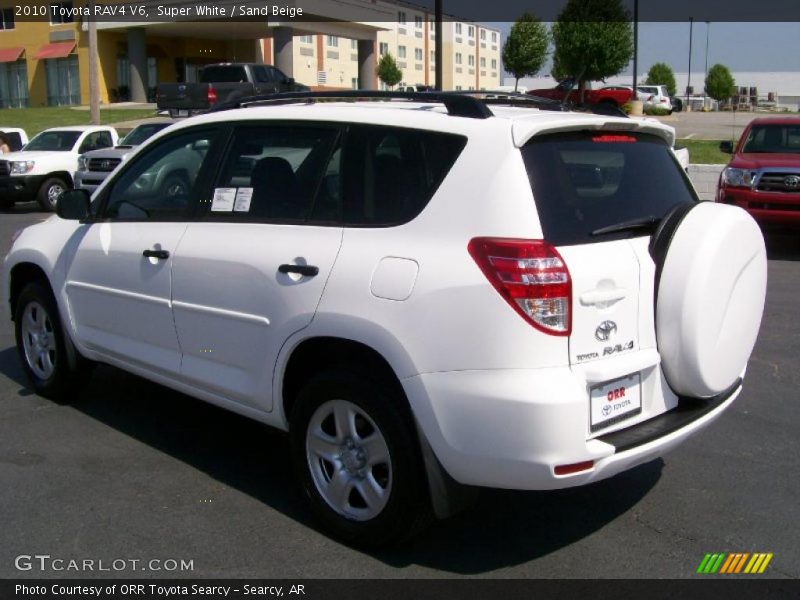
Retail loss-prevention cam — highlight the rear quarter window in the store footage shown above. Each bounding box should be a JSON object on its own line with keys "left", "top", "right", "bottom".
{"left": 521, "top": 131, "right": 697, "bottom": 245}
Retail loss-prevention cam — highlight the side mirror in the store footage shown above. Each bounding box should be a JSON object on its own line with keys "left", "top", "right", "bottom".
{"left": 57, "top": 189, "right": 91, "bottom": 220}
{"left": 287, "top": 77, "right": 295, "bottom": 86}
{"left": 719, "top": 140, "right": 734, "bottom": 154}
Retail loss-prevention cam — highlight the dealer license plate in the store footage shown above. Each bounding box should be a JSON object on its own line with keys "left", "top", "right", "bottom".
{"left": 590, "top": 373, "right": 642, "bottom": 432}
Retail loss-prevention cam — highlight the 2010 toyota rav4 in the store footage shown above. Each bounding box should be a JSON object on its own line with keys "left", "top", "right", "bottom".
{"left": 3, "top": 93, "right": 767, "bottom": 547}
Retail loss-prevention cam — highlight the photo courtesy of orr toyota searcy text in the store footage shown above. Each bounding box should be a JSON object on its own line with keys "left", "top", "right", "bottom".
{"left": 15, "top": 584, "right": 299, "bottom": 597}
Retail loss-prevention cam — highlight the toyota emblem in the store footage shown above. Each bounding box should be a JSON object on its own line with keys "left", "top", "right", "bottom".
{"left": 101, "top": 160, "right": 111, "bottom": 170}
{"left": 784, "top": 175, "right": 800, "bottom": 189}
{"left": 595, "top": 320, "right": 618, "bottom": 342}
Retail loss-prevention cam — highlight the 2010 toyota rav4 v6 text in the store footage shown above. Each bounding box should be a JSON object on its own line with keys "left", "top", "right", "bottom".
{"left": 3, "top": 93, "right": 767, "bottom": 547}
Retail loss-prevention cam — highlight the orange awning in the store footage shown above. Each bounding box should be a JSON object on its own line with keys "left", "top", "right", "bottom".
{"left": 33, "top": 41, "right": 76, "bottom": 60}
{"left": 0, "top": 47, "right": 24, "bottom": 63}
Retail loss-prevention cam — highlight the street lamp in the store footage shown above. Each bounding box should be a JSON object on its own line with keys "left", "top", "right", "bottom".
{"left": 686, "top": 17, "right": 693, "bottom": 109}
{"left": 704, "top": 21, "right": 711, "bottom": 109}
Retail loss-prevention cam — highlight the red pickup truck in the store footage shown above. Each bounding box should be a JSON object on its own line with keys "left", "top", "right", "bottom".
{"left": 528, "top": 78, "right": 633, "bottom": 107}
{"left": 717, "top": 117, "right": 800, "bottom": 229}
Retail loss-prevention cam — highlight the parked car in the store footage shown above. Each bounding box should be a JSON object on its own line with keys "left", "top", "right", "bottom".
{"left": 0, "top": 128, "right": 29, "bottom": 152}
{"left": 670, "top": 96, "right": 684, "bottom": 112}
{"left": 717, "top": 117, "right": 800, "bottom": 228}
{"left": 4, "top": 93, "right": 766, "bottom": 547}
{"left": 156, "top": 63, "right": 310, "bottom": 117}
{"left": 0, "top": 126, "right": 118, "bottom": 211}
{"left": 602, "top": 85, "right": 649, "bottom": 103}
{"left": 637, "top": 85, "right": 673, "bottom": 113}
{"left": 529, "top": 78, "right": 634, "bottom": 107}
{"left": 75, "top": 120, "right": 174, "bottom": 194}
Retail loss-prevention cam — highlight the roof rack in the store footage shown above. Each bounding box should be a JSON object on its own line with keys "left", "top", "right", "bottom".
{"left": 206, "top": 90, "right": 494, "bottom": 119}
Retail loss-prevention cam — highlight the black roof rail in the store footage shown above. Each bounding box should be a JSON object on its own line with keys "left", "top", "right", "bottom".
{"left": 206, "top": 90, "right": 494, "bottom": 119}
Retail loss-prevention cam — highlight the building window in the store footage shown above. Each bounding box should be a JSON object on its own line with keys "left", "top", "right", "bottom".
{"left": 49, "top": 1, "right": 74, "bottom": 24}
{"left": 352, "top": 77, "right": 359, "bottom": 89}
{"left": 491, "top": 59, "right": 497, "bottom": 69}
{"left": 468, "top": 85, "right": 474, "bottom": 91}
{"left": 492, "top": 32, "right": 497, "bottom": 43}
{"left": 414, "top": 48, "right": 423, "bottom": 61}
{"left": 351, "top": 39, "right": 358, "bottom": 50}
{"left": 379, "top": 42, "right": 389, "bottom": 56}
{"left": 0, "top": 59, "right": 28, "bottom": 108}
{"left": 480, "top": 57, "right": 486, "bottom": 68}
{"left": 455, "top": 85, "right": 462, "bottom": 91}
{"left": 468, "top": 55, "right": 475, "bottom": 67}
{"left": 430, "top": 50, "right": 435, "bottom": 63}
{"left": 480, "top": 29, "right": 486, "bottom": 40}
{"left": 455, "top": 23, "right": 462, "bottom": 35}
{"left": 327, "top": 36, "right": 338, "bottom": 47}
{"left": 1, "top": 7, "right": 15, "bottom": 30}
{"left": 398, "top": 46, "right": 406, "bottom": 59}
{"left": 468, "top": 26, "right": 474, "bottom": 38}
{"left": 415, "top": 16, "right": 422, "bottom": 29}
{"left": 398, "top": 11, "right": 406, "bottom": 24}
{"left": 45, "top": 55, "right": 80, "bottom": 105}
{"left": 299, "top": 35, "right": 313, "bottom": 44}
{"left": 455, "top": 53, "right": 462, "bottom": 65}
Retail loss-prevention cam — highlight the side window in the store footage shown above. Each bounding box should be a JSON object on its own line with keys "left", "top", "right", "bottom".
{"left": 96, "top": 131, "right": 113, "bottom": 148}
{"left": 339, "top": 125, "right": 466, "bottom": 226}
{"left": 270, "top": 68, "right": 287, "bottom": 84}
{"left": 210, "top": 125, "right": 340, "bottom": 221}
{"left": 254, "top": 66, "right": 271, "bottom": 83}
{"left": 103, "top": 129, "right": 215, "bottom": 220}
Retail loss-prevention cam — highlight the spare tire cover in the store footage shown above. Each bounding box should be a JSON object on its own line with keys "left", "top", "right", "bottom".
{"left": 656, "top": 202, "right": 767, "bottom": 398}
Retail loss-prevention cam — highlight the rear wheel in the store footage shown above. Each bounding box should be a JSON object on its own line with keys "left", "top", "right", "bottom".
{"left": 290, "top": 369, "right": 432, "bottom": 547}
{"left": 14, "top": 281, "right": 89, "bottom": 401}
{"left": 37, "top": 177, "right": 68, "bottom": 212}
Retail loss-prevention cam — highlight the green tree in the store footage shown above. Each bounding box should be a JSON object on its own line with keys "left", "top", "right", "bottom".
{"left": 502, "top": 12, "right": 549, "bottom": 92}
{"left": 705, "top": 63, "right": 736, "bottom": 102}
{"left": 551, "top": 0, "right": 633, "bottom": 102}
{"left": 646, "top": 62, "right": 677, "bottom": 96}
{"left": 376, "top": 53, "right": 403, "bottom": 89}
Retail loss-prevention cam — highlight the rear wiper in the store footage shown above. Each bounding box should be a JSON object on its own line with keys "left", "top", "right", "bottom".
{"left": 591, "top": 215, "right": 660, "bottom": 237}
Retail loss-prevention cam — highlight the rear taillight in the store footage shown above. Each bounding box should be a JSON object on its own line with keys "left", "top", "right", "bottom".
{"left": 207, "top": 85, "right": 217, "bottom": 105}
{"left": 468, "top": 237, "right": 572, "bottom": 336}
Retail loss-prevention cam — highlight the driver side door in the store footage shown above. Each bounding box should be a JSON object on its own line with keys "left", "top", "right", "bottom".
{"left": 64, "top": 126, "right": 221, "bottom": 377}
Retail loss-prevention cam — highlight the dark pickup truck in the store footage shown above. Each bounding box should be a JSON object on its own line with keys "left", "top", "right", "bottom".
{"left": 156, "top": 63, "right": 310, "bottom": 116}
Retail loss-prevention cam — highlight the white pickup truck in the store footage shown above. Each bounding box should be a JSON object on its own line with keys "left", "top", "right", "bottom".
{"left": 0, "top": 125, "right": 118, "bottom": 211}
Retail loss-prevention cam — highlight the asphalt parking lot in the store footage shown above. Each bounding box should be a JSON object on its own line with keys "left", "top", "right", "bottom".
{"left": 0, "top": 204, "right": 798, "bottom": 579}
{"left": 654, "top": 110, "right": 793, "bottom": 140}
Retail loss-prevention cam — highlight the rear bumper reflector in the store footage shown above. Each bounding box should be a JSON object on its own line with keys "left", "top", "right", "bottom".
{"left": 554, "top": 460, "right": 595, "bottom": 476}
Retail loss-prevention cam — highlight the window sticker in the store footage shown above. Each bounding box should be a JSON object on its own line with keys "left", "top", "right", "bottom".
{"left": 211, "top": 187, "right": 237, "bottom": 212}
{"left": 234, "top": 187, "right": 253, "bottom": 212}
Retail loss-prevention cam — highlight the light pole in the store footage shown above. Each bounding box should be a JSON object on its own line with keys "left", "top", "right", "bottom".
{"left": 632, "top": 0, "right": 639, "bottom": 92}
{"left": 686, "top": 17, "right": 693, "bottom": 109}
{"left": 704, "top": 21, "right": 710, "bottom": 109}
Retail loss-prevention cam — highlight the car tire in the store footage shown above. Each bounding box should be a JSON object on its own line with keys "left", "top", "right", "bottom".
{"left": 37, "top": 177, "right": 68, "bottom": 212}
{"left": 14, "top": 280, "right": 90, "bottom": 401}
{"left": 290, "top": 369, "right": 433, "bottom": 547}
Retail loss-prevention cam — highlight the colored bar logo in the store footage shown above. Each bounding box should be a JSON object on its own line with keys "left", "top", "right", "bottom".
{"left": 697, "top": 553, "right": 773, "bottom": 574}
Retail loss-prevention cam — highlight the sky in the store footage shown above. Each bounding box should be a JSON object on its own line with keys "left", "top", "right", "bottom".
{"left": 487, "top": 21, "right": 800, "bottom": 77}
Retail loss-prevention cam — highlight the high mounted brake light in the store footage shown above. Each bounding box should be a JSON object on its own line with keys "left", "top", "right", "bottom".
{"left": 207, "top": 84, "right": 217, "bottom": 105}
{"left": 592, "top": 134, "right": 637, "bottom": 143}
{"left": 468, "top": 238, "right": 572, "bottom": 336}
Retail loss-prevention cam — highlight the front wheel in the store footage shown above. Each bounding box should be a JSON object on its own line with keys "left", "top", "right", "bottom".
{"left": 14, "top": 281, "right": 89, "bottom": 400}
{"left": 37, "top": 177, "right": 68, "bottom": 212}
{"left": 290, "top": 370, "right": 432, "bottom": 547}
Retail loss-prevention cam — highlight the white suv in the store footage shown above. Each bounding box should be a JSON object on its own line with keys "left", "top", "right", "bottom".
{"left": 3, "top": 93, "right": 767, "bottom": 546}
{"left": 638, "top": 85, "right": 673, "bottom": 113}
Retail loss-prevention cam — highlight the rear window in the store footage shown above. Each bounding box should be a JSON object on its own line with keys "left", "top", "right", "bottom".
{"left": 200, "top": 66, "right": 248, "bottom": 83}
{"left": 521, "top": 131, "right": 697, "bottom": 246}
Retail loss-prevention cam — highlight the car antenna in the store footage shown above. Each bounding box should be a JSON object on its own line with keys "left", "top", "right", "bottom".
{"left": 561, "top": 67, "right": 585, "bottom": 110}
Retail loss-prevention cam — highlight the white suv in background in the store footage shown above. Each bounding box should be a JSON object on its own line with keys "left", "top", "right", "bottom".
{"left": 638, "top": 85, "right": 673, "bottom": 113}
{"left": 3, "top": 93, "right": 766, "bottom": 547}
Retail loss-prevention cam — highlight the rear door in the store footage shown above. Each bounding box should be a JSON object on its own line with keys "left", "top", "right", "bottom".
{"left": 171, "top": 122, "right": 344, "bottom": 412}
{"left": 521, "top": 131, "right": 698, "bottom": 433}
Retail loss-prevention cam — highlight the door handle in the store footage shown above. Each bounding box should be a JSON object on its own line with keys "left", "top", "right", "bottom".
{"left": 278, "top": 264, "right": 319, "bottom": 277}
{"left": 143, "top": 249, "right": 170, "bottom": 260}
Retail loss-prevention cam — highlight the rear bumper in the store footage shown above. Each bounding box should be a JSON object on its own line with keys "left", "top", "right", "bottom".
{"left": 718, "top": 186, "right": 800, "bottom": 226}
{"left": 404, "top": 366, "right": 741, "bottom": 490}
{"left": 0, "top": 175, "right": 45, "bottom": 202}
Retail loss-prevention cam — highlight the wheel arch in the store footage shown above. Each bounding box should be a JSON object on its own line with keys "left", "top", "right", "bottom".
{"left": 42, "top": 171, "right": 74, "bottom": 188}
{"left": 8, "top": 261, "right": 51, "bottom": 321}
